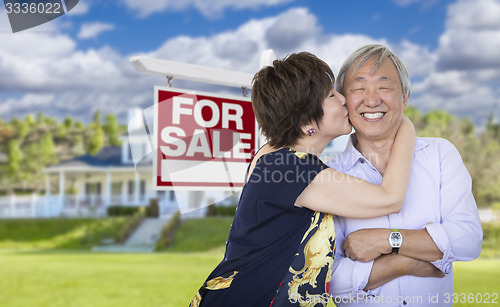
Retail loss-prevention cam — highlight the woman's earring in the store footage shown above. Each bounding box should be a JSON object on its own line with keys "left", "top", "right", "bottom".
{"left": 306, "top": 128, "right": 316, "bottom": 136}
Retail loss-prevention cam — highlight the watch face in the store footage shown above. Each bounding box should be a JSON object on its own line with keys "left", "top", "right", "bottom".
{"left": 390, "top": 232, "right": 402, "bottom": 247}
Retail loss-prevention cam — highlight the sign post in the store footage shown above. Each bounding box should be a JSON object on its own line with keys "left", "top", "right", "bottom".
{"left": 130, "top": 50, "right": 275, "bottom": 214}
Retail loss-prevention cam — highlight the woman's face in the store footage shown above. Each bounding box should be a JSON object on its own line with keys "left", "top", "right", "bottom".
{"left": 316, "top": 88, "right": 352, "bottom": 138}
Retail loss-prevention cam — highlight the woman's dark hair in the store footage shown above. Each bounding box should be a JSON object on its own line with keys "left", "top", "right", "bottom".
{"left": 251, "top": 52, "right": 335, "bottom": 148}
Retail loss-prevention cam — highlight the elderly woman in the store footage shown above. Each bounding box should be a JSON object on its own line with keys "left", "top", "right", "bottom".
{"left": 190, "top": 52, "right": 415, "bottom": 307}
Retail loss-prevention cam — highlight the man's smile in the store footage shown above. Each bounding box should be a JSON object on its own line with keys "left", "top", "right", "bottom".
{"left": 361, "top": 112, "right": 386, "bottom": 119}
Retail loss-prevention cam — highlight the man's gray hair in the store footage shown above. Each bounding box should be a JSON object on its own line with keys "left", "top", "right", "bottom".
{"left": 335, "top": 44, "right": 411, "bottom": 99}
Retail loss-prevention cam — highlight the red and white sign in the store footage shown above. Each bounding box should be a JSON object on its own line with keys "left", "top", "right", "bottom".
{"left": 154, "top": 87, "right": 258, "bottom": 190}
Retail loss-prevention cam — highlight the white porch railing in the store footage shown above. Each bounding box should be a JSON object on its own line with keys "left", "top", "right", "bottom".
{"left": 0, "top": 193, "right": 179, "bottom": 219}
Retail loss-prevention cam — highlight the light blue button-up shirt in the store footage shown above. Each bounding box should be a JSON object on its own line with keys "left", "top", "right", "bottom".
{"left": 326, "top": 136, "right": 483, "bottom": 307}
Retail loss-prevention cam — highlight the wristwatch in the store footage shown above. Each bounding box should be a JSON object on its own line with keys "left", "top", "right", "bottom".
{"left": 388, "top": 229, "right": 403, "bottom": 254}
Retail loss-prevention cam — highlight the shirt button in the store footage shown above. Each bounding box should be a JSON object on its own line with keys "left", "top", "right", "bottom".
{"left": 403, "top": 301, "right": 407, "bottom": 305}
{"left": 360, "top": 160, "right": 365, "bottom": 164}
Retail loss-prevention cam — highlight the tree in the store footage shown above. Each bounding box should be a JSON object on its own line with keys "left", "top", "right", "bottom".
{"left": 404, "top": 106, "right": 423, "bottom": 131}
{"left": 63, "top": 116, "right": 73, "bottom": 129}
{"left": 485, "top": 112, "right": 500, "bottom": 142}
{"left": 39, "top": 131, "right": 57, "bottom": 165}
{"left": 36, "top": 111, "right": 45, "bottom": 124}
{"left": 10, "top": 117, "right": 30, "bottom": 140}
{"left": 6, "top": 139, "right": 23, "bottom": 178}
{"left": 103, "top": 114, "right": 122, "bottom": 146}
{"left": 71, "top": 134, "right": 85, "bottom": 156}
{"left": 86, "top": 125, "right": 104, "bottom": 155}
{"left": 23, "top": 142, "right": 42, "bottom": 182}
{"left": 74, "top": 121, "right": 84, "bottom": 130}
{"left": 93, "top": 109, "right": 101, "bottom": 127}
{"left": 25, "top": 114, "right": 36, "bottom": 126}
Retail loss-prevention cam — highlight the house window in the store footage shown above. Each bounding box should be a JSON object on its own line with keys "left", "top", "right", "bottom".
{"left": 111, "top": 182, "right": 121, "bottom": 195}
{"left": 140, "top": 180, "right": 146, "bottom": 196}
{"left": 126, "top": 145, "right": 132, "bottom": 163}
{"left": 169, "top": 191, "right": 175, "bottom": 201}
{"left": 85, "top": 183, "right": 101, "bottom": 195}
{"left": 128, "top": 180, "right": 134, "bottom": 197}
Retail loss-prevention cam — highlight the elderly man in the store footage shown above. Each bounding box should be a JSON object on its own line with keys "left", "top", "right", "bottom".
{"left": 326, "top": 44, "right": 482, "bottom": 306}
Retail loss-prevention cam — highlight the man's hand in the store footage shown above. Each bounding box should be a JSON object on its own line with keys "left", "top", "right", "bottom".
{"left": 343, "top": 227, "right": 444, "bottom": 263}
{"left": 364, "top": 254, "right": 445, "bottom": 290}
{"left": 343, "top": 228, "right": 391, "bottom": 262}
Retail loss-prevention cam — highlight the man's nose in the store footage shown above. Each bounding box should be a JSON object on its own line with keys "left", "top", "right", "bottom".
{"left": 363, "top": 88, "right": 381, "bottom": 107}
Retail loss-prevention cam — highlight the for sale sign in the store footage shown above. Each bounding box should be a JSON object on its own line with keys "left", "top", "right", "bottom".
{"left": 154, "top": 87, "right": 258, "bottom": 190}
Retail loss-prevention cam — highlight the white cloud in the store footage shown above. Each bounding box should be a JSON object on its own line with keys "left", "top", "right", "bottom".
{"left": 391, "top": 0, "right": 439, "bottom": 7}
{"left": 264, "top": 8, "right": 320, "bottom": 52}
{"left": 393, "top": 0, "right": 500, "bottom": 125}
{"left": 67, "top": 0, "right": 91, "bottom": 15}
{"left": 446, "top": 0, "right": 500, "bottom": 30}
{"left": 78, "top": 22, "right": 115, "bottom": 39}
{"left": 0, "top": 5, "right": 498, "bottom": 127}
{"left": 392, "top": 40, "right": 436, "bottom": 79}
{"left": 121, "top": 0, "right": 292, "bottom": 18}
{"left": 437, "top": 0, "right": 500, "bottom": 70}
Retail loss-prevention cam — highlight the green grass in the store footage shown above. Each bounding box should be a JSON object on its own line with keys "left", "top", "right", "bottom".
{"left": 1, "top": 217, "right": 499, "bottom": 306}
{"left": 0, "top": 250, "right": 222, "bottom": 307}
{"left": 165, "top": 216, "right": 233, "bottom": 252}
{"left": 0, "top": 218, "right": 130, "bottom": 250}
{"left": 0, "top": 250, "right": 497, "bottom": 307}
{"left": 453, "top": 259, "right": 500, "bottom": 306}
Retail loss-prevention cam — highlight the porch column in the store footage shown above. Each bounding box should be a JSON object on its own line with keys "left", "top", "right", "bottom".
{"left": 121, "top": 181, "right": 126, "bottom": 204}
{"left": 45, "top": 175, "right": 51, "bottom": 197}
{"left": 106, "top": 171, "right": 112, "bottom": 206}
{"left": 59, "top": 171, "right": 65, "bottom": 212}
{"left": 134, "top": 171, "right": 140, "bottom": 204}
{"left": 45, "top": 175, "right": 50, "bottom": 217}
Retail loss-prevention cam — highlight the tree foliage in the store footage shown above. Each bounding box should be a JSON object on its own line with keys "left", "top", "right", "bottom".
{"left": 405, "top": 106, "right": 500, "bottom": 207}
{"left": 0, "top": 111, "right": 126, "bottom": 192}
{"left": 103, "top": 114, "right": 122, "bottom": 146}
{"left": 6, "top": 139, "right": 23, "bottom": 181}
{"left": 86, "top": 124, "right": 104, "bottom": 156}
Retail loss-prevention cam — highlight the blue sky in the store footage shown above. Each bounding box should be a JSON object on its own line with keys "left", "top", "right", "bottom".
{"left": 1, "top": 0, "right": 499, "bottom": 126}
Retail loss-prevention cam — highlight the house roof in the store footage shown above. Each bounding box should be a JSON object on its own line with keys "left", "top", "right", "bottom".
{"left": 48, "top": 146, "right": 131, "bottom": 169}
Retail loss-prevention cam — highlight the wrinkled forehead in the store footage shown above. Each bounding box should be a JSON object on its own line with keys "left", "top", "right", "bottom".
{"left": 351, "top": 55, "right": 392, "bottom": 76}
{"left": 347, "top": 56, "right": 400, "bottom": 84}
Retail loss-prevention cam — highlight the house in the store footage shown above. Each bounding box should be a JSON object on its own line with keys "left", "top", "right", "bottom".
{"left": 39, "top": 124, "right": 240, "bottom": 219}
{"left": 0, "top": 109, "right": 349, "bottom": 219}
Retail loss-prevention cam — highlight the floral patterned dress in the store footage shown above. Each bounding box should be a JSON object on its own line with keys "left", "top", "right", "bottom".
{"left": 190, "top": 148, "right": 336, "bottom": 307}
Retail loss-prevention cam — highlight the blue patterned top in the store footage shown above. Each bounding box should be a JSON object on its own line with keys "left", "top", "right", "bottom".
{"left": 190, "top": 147, "right": 336, "bottom": 307}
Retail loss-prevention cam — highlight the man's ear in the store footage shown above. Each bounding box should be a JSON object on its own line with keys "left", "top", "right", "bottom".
{"left": 403, "top": 91, "right": 411, "bottom": 112}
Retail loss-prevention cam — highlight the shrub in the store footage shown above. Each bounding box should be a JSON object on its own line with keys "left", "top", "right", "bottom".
{"left": 0, "top": 217, "right": 130, "bottom": 250}
{"left": 146, "top": 199, "right": 159, "bottom": 218}
{"left": 115, "top": 207, "right": 147, "bottom": 243}
{"left": 207, "top": 205, "right": 237, "bottom": 217}
{"left": 107, "top": 205, "right": 142, "bottom": 216}
{"left": 481, "top": 222, "right": 500, "bottom": 258}
{"left": 155, "top": 211, "right": 181, "bottom": 251}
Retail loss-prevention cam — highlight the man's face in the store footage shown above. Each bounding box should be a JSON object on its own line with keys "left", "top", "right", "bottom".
{"left": 343, "top": 57, "right": 408, "bottom": 142}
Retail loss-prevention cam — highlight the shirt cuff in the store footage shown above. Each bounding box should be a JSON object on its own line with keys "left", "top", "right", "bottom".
{"left": 424, "top": 223, "right": 452, "bottom": 274}
{"left": 352, "top": 260, "right": 379, "bottom": 297}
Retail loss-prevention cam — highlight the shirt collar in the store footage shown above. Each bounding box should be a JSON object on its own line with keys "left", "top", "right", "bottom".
{"left": 339, "top": 134, "right": 429, "bottom": 171}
